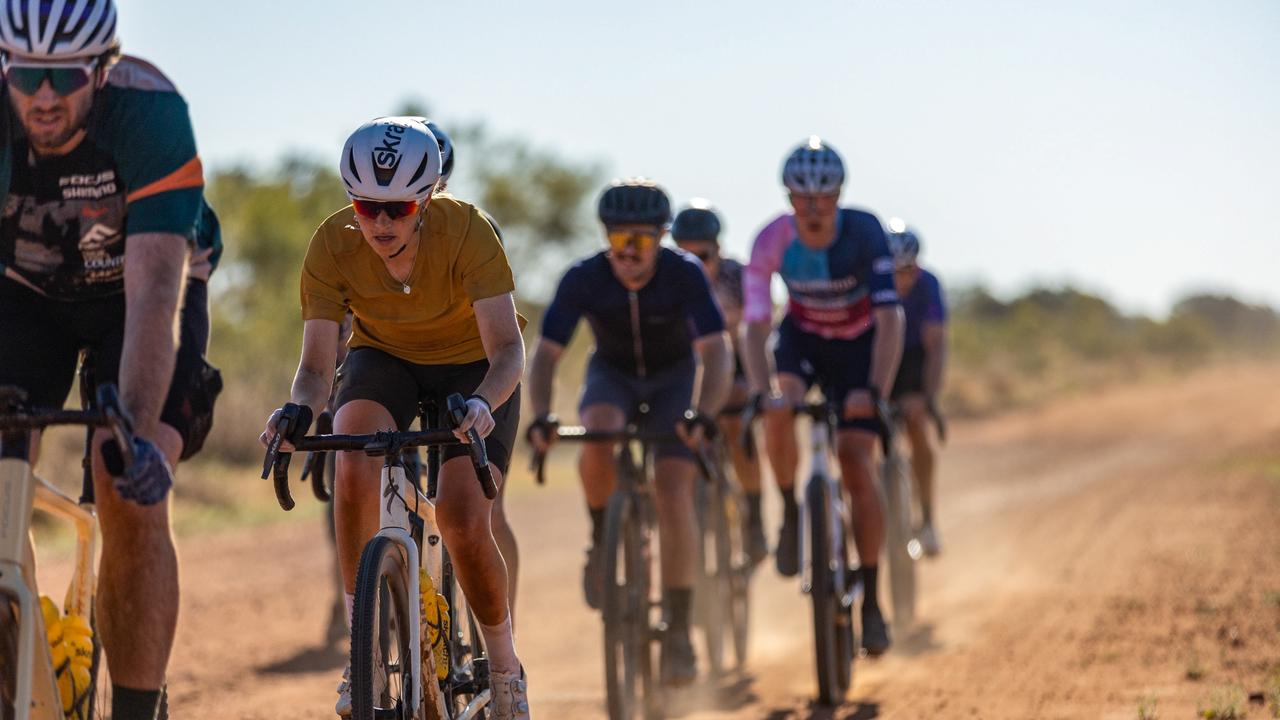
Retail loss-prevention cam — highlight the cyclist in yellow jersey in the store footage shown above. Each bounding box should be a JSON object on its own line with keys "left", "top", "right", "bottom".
{"left": 261, "top": 118, "right": 530, "bottom": 720}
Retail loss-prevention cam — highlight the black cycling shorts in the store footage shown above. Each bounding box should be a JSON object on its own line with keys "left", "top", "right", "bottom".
{"left": 0, "top": 277, "right": 222, "bottom": 460}
{"left": 579, "top": 355, "right": 696, "bottom": 461}
{"left": 772, "top": 316, "right": 878, "bottom": 432}
{"left": 891, "top": 345, "right": 926, "bottom": 400}
{"left": 333, "top": 347, "right": 520, "bottom": 477}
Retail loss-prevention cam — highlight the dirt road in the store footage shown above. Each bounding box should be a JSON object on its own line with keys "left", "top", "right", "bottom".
{"left": 37, "top": 364, "right": 1280, "bottom": 718}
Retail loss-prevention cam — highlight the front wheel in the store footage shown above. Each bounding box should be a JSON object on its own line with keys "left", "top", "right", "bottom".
{"left": 351, "top": 535, "right": 416, "bottom": 720}
{"left": 806, "top": 477, "right": 855, "bottom": 706}
{"left": 602, "top": 491, "right": 660, "bottom": 720}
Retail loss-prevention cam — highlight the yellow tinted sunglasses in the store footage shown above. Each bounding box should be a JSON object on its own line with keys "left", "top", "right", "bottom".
{"left": 606, "top": 229, "right": 659, "bottom": 253}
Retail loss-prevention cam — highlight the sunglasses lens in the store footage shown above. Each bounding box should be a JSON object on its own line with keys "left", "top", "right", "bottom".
{"left": 608, "top": 230, "right": 656, "bottom": 252}
{"left": 353, "top": 199, "right": 419, "bottom": 219}
{"left": 4, "top": 66, "right": 91, "bottom": 96}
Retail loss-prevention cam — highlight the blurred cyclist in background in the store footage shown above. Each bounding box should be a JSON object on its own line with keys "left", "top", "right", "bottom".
{"left": 742, "top": 137, "right": 904, "bottom": 656}
{"left": 887, "top": 219, "right": 948, "bottom": 556}
{"left": 670, "top": 200, "right": 769, "bottom": 564}
{"left": 527, "top": 178, "right": 733, "bottom": 685}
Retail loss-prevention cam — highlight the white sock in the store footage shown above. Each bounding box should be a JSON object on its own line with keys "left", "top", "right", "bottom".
{"left": 478, "top": 613, "right": 519, "bottom": 675}
{"left": 344, "top": 593, "right": 354, "bottom": 627}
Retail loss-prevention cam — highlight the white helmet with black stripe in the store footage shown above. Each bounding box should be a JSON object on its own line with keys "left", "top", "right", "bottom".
{"left": 0, "top": 0, "right": 119, "bottom": 59}
{"left": 340, "top": 116, "right": 441, "bottom": 202}
{"left": 781, "top": 136, "right": 845, "bottom": 194}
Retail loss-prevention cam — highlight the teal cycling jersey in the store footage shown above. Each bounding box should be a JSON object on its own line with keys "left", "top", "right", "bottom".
{"left": 0, "top": 55, "right": 220, "bottom": 300}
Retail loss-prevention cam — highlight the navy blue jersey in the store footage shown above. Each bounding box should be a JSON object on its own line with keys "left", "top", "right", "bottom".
{"left": 902, "top": 267, "right": 947, "bottom": 349}
{"left": 541, "top": 247, "right": 726, "bottom": 377}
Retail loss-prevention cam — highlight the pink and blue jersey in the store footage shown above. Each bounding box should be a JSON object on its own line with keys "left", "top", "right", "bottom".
{"left": 744, "top": 208, "right": 899, "bottom": 340}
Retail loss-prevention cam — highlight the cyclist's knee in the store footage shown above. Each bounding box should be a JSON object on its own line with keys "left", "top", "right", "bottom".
{"left": 835, "top": 434, "right": 876, "bottom": 481}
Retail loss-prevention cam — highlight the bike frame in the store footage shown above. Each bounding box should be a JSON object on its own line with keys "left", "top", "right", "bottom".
{"left": 0, "top": 453, "right": 99, "bottom": 720}
{"left": 798, "top": 411, "right": 859, "bottom": 609}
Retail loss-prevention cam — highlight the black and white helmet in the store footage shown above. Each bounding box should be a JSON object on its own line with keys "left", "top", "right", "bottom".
{"left": 598, "top": 178, "right": 671, "bottom": 227}
{"left": 0, "top": 0, "right": 118, "bottom": 59}
{"left": 424, "top": 120, "right": 454, "bottom": 187}
{"left": 781, "top": 136, "right": 845, "bottom": 194}
{"left": 886, "top": 218, "right": 921, "bottom": 268}
{"left": 340, "top": 117, "right": 441, "bottom": 202}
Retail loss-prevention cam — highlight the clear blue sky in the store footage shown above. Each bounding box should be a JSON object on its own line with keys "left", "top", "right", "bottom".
{"left": 117, "top": 0, "right": 1279, "bottom": 314}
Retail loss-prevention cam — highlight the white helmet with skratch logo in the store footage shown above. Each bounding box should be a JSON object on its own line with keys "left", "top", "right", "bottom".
{"left": 340, "top": 117, "right": 442, "bottom": 202}
{"left": 781, "top": 136, "right": 845, "bottom": 194}
{"left": 0, "top": 0, "right": 119, "bottom": 60}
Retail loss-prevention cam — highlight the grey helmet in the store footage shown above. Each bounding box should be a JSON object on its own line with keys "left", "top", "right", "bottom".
{"left": 782, "top": 136, "right": 845, "bottom": 194}
{"left": 0, "top": 0, "right": 118, "bottom": 59}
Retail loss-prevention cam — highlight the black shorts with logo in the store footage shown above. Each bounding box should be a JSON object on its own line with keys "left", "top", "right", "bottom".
{"left": 334, "top": 347, "right": 520, "bottom": 477}
{"left": 0, "top": 277, "right": 223, "bottom": 460}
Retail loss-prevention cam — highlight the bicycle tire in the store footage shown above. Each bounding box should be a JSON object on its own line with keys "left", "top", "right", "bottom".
{"left": 695, "top": 481, "right": 727, "bottom": 678}
{"left": 806, "top": 477, "right": 854, "bottom": 706}
{"left": 1, "top": 595, "right": 15, "bottom": 720}
{"left": 724, "top": 485, "right": 751, "bottom": 671}
{"left": 883, "top": 456, "right": 918, "bottom": 628}
{"left": 351, "top": 535, "right": 415, "bottom": 720}
{"left": 602, "top": 491, "right": 659, "bottom": 720}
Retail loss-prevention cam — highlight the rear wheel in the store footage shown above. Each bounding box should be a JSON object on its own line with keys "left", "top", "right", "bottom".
{"left": 351, "top": 536, "right": 415, "bottom": 720}
{"left": 883, "top": 456, "right": 918, "bottom": 628}
{"left": 807, "top": 477, "right": 855, "bottom": 706}
{"left": 602, "top": 491, "right": 659, "bottom": 720}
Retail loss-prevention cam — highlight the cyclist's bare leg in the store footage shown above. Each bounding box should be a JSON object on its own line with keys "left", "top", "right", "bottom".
{"left": 435, "top": 456, "right": 520, "bottom": 673}
{"left": 331, "top": 400, "right": 395, "bottom": 594}
{"left": 719, "top": 381, "right": 762, "bottom": 495}
{"left": 491, "top": 482, "right": 520, "bottom": 626}
{"left": 898, "top": 394, "right": 936, "bottom": 523}
{"left": 762, "top": 373, "right": 808, "bottom": 497}
{"left": 579, "top": 403, "right": 624, "bottom": 509}
{"left": 652, "top": 458, "right": 698, "bottom": 588}
{"left": 90, "top": 423, "right": 181, "bottom": 689}
{"left": 835, "top": 429, "right": 884, "bottom": 564}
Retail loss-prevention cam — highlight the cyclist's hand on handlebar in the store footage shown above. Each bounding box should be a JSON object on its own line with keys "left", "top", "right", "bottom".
{"left": 842, "top": 388, "right": 876, "bottom": 420}
{"left": 677, "top": 409, "right": 718, "bottom": 450}
{"left": 526, "top": 414, "right": 559, "bottom": 453}
{"left": 260, "top": 403, "right": 313, "bottom": 452}
{"left": 103, "top": 436, "right": 173, "bottom": 506}
{"left": 452, "top": 395, "right": 495, "bottom": 443}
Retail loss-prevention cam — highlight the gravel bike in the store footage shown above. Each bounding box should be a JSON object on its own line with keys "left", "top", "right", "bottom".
{"left": 0, "top": 382, "right": 135, "bottom": 720}
{"left": 263, "top": 394, "right": 495, "bottom": 720}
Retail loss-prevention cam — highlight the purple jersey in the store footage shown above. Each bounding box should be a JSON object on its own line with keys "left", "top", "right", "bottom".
{"left": 901, "top": 267, "right": 947, "bottom": 348}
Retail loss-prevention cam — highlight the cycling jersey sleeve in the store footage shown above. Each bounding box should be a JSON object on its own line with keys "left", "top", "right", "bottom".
{"left": 678, "top": 253, "right": 726, "bottom": 339}
{"left": 923, "top": 271, "right": 947, "bottom": 323}
{"left": 540, "top": 263, "right": 586, "bottom": 347}
{"left": 456, "top": 207, "right": 516, "bottom": 302}
{"left": 743, "top": 215, "right": 789, "bottom": 324}
{"left": 865, "top": 220, "right": 900, "bottom": 308}
{"left": 300, "top": 223, "right": 349, "bottom": 323}
{"left": 97, "top": 76, "right": 204, "bottom": 242}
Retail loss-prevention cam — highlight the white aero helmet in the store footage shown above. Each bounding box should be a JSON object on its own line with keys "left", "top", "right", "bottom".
{"left": 782, "top": 136, "right": 845, "bottom": 194}
{"left": 424, "top": 120, "right": 454, "bottom": 186}
{"left": 340, "top": 117, "right": 441, "bottom": 202}
{"left": 0, "top": 0, "right": 119, "bottom": 59}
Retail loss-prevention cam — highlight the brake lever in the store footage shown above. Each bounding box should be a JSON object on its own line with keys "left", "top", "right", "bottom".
{"left": 446, "top": 394, "right": 497, "bottom": 500}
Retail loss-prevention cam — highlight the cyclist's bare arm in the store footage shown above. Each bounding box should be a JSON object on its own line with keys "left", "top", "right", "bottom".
{"left": 921, "top": 321, "right": 948, "bottom": 399}
{"left": 693, "top": 331, "right": 734, "bottom": 415}
{"left": 869, "top": 305, "right": 905, "bottom": 395}
{"left": 259, "top": 318, "right": 340, "bottom": 452}
{"left": 471, "top": 293, "right": 525, "bottom": 410}
{"left": 120, "top": 232, "right": 189, "bottom": 438}
{"left": 743, "top": 321, "right": 775, "bottom": 397}
{"left": 527, "top": 338, "right": 564, "bottom": 418}
{"left": 290, "top": 318, "right": 341, "bottom": 413}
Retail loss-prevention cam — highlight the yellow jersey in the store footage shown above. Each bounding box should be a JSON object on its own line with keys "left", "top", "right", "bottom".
{"left": 300, "top": 195, "right": 523, "bottom": 365}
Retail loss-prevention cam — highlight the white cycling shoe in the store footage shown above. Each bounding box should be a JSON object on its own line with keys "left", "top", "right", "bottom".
{"left": 490, "top": 666, "right": 531, "bottom": 720}
{"left": 335, "top": 665, "right": 352, "bottom": 717}
{"left": 920, "top": 523, "right": 942, "bottom": 557}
